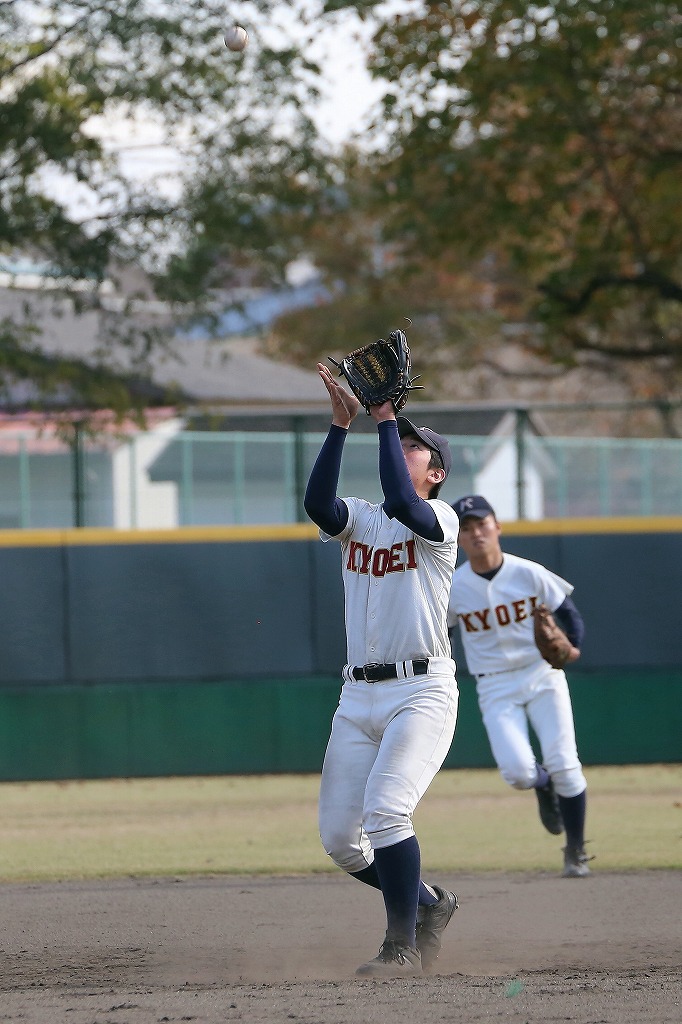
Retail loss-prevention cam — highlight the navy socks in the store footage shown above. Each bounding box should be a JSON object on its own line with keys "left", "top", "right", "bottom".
{"left": 350, "top": 836, "right": 439, "bottom": 947}
{"left": 350, "top": 860, "right": 439, "bottom": 907}
{"left": 372, "top": 836, "right": 422, "bottom": 947}
{"left": 558, "top": 789, "right": 587, "bottom": 849}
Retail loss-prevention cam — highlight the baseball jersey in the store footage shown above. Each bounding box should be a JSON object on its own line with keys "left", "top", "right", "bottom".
{"left": 322, "top": 497, "right": 460, "bottom": 666}
{"left": 447, "top": 553, "right": 573, "bottom": 675}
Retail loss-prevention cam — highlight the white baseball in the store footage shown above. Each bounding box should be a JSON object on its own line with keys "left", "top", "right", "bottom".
{"left": 224, "top": 25, "right": 248, "bottom": 52}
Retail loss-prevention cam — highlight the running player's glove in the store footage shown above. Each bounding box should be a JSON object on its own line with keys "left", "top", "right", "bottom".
{"left": 327, "top": 329, "right": 423, "bottom": 415}
{"left": 532, "top": 604, "right": 573, "bottom": 669}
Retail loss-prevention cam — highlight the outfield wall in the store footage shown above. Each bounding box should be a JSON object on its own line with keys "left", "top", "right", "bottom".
{"left": 0, "top": 518, "right": 680, "bottom": 781}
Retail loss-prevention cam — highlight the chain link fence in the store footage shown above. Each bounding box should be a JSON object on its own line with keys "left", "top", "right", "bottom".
{"left": 0, "top": 425, "right": 680, "bottom": 529}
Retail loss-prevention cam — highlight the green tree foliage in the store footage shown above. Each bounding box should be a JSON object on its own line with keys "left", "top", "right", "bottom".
{"left": 4, "top": 1, "right": 680, "bottom": 412}
{"left": 263, "top": 150, "right": 509, "bottom": 395}
{"left": 273, "top": 1, "right": 681, "bottom": 397}
{"left": 0, "top": 0, "right": 326, "bottom": 413}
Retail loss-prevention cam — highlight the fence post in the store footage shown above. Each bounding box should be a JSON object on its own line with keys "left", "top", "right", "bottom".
{"left": 180, "top": 434, "right": 193, "bottom": 525}
{"left": 514, "top": 408, "right": 528, "bottom": 520}
{"left": 19, "top": 434, "right": 31, "bottom": 527}
{"left": 292, "top": 417, "right": 306, "bottom": 523}
{"left": 129, "top": 435, "right": 138, "bottom": 529}
{"left": 72, "top": 420, "right": 85, "bottom": 528}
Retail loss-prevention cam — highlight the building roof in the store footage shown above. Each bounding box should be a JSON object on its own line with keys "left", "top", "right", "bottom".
{"left": 151, "top": 335, "right": 324, "bottom": 403}
{"left": 3, "top": 272, "right": 677, "bottom": 439}
{"left": 0, "top": 280, "right": 326, "bottom": 407}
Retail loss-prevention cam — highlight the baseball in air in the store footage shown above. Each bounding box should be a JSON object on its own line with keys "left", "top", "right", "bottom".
{"left": 224, "top": 25, "right": 248, "bottom": 51}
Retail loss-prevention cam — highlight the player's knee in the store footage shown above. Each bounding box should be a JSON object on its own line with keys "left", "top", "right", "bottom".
{"left": 319, "top": 824, "right": 367, "bottom": 873}
{"left": 499, "top": 762, "right": 537, "bottom": 790}
{"left": 319, "top": 822, "right": 350, "bottom": 863}
{"left": 323, "top": 847, "right": 366, "bottom": 873}
{"left": 551, "top": 766, "right": 587, "bottom": 798}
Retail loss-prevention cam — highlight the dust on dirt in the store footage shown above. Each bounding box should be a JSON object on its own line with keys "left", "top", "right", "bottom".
{"left": 1, "top": 871, "right": 679, "bottom": 1023}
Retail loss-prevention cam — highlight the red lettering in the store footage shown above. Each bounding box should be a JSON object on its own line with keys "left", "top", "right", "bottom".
{"left": 405, "top": 539, "right": 418, "bottom": 569}
{"left": 512, "top": 599, "right": 527, "bottom": 622}
{"left": 474, "top": 609, "right": 491, "bottom": 630}
{"left": 529, "top": 595, "right": 539, "bottom": 611}
{"left": 459, "top": 612, "right": 476, "bottom": 633}
{"left": 372, "top": 548, "right": 390, "bottom": 577}
{"left": 387, "top": 543, "right": 405, "bottom": 573}
{"left": 495, "top": 604, "right": 511, "bottom": 625}
{"left": 346, "top": 540, "right": 421, "bottom": 577}
{"left": 358, "top": 543, "right": 372, "bottom": 574}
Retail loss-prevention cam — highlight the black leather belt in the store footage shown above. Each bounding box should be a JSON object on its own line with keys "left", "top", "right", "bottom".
{"left": 351, "top": 659, "right": 429, "bottom": 683}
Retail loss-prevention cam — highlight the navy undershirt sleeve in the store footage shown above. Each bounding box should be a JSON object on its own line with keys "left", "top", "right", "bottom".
{"left": 303, "top": 424, "right": 349, "bottom": 536}
{"left": 553, "top": 596, "right": 585, "bottom": 650}
{"left": 378, "top": 420, "right": 443, "bottom": 541}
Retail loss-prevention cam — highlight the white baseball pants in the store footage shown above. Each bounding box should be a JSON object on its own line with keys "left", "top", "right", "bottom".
{"left": 476, "top": 659, "right": 586, "bottom": 798}
{"left": 318, "top": 660, "right": 458, "bottom": 874}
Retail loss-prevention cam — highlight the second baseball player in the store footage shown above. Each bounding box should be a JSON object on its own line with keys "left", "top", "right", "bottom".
{"left": 447, "top": 495, "right": 592, "bottom": 878}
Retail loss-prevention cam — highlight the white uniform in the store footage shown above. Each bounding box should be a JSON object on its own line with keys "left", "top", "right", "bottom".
{"left": 318, "top": 497, "right": 460, "bottom": 872}
{"left": 447, "top": 553, "right": 586, "bottom": 799}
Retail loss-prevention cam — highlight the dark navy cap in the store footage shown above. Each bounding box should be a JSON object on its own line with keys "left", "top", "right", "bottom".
{"left": 397, "top": 416, "right": 452, "bottom": 478}
{"left": 453, "top": 495, "right": 496, "bottom": 521}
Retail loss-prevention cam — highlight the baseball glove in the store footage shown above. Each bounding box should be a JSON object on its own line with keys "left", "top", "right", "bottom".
{"left": 328, "top": 329, "right": 423, "bottom": 415}
{"left": 532, "top": 603, "right": 573, "bottom": 669}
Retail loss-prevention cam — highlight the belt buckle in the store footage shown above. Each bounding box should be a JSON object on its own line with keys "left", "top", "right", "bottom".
{"left": 362, "top": 663, "right": 381, "bottom": 683}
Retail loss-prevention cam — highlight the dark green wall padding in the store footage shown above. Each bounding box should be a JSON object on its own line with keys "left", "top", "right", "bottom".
{"left": 0, "top": 524, "right": 681, "bottom": 781}
{"left": 0, "top": 669, "right": 679, "bottom": 782}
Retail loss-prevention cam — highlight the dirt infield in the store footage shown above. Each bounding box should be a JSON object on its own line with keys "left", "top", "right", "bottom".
{"left": 1, "top": 871, "right": 680, "bottom": 1023}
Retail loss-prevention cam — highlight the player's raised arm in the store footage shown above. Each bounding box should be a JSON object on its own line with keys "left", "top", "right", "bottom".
{"left": 317, "top": 362, "right": 361, "bottom": 429}
{"left": 370, "top": 404, "right": 450, "bottom": 541}
{"left": 303, "top": 363, "right": 357, "bottom": 535}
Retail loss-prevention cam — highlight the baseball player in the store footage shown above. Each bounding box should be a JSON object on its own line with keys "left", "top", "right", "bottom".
{"left": 447, "top": 495, "right": 592, "bottom": 878}
{"left": 304, "top": 362, "right": 460, "bottom": 977}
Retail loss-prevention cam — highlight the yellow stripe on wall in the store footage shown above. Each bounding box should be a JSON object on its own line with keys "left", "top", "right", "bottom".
{"left": 0, "top": 515, "right": 679, "bottom": 548}
{"left": 501, "top": 516, "right": 682, "bottom": 535}
{"left": 0, "top": 524, "right": 320, "bottom": 547}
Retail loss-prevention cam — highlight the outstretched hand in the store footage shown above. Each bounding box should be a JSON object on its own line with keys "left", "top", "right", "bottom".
{"left": 370, "top": 400, "right": 397, "bottom": 424}
{"left": 317, "top": 363, "right": 361, "bottom": 428}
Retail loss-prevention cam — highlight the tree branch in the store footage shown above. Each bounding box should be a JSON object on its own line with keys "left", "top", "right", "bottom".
{"left": 540, "top": 269, "right": 682, "bottom": 315}
{"left": 571, "top": 336, "right": 677, "bottom": 360}
{"left": 477, "top": 358, "right": 567, "bottom": 381}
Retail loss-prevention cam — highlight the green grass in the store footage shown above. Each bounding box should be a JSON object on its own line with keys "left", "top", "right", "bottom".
{"left": 0, "top": 764, "right": 680, "bottom": 883}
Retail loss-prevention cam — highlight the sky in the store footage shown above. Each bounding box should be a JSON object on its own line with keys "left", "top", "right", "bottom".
{"left": 33, "top": 1, "right": 394, "bottom": 278}
{"left": 93, "top": 7, "right": 385, "bottom": 198}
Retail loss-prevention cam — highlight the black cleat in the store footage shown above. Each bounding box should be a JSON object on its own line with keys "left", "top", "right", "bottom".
{"left": 416, "top": 886, "right": 459, "bottom": 972}
{"left": 356, "top": 938, "right": 422, "bottom": 978}
{"left": 535, "top": 778, "right": 564, "bottom": 835}
{"left": 562, "top": 843, "right": 594, "bottom": 878}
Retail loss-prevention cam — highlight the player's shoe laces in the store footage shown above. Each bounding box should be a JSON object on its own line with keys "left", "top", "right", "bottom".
{"left": 416, "top": 886, "right": 459, "bottom": 972}
{"left": 355, "top": 938, "right": 422, "bottom": 978}
{"left": 562, "top": 843, "right": 594, "bottom": 878}
{"left": 535, "top": 778, "right": 564, "bottom": 835}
